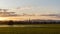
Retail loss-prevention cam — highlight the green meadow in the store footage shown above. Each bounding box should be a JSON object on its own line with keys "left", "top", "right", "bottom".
{"left": 0, "top": 24, "right": 60, "bottom": 34}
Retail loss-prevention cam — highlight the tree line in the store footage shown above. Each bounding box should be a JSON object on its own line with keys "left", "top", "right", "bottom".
{"left": 0, "top": 20, "right": 60, "bottom": 25}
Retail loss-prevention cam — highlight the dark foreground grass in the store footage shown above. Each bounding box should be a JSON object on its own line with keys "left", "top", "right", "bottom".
{"left": 0, "top": 24, "right": 60, "bottom": 34}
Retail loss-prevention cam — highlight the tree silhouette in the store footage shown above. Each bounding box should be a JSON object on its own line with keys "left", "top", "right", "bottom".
{"left": 8, "top": 20, "right": 14, "bottom": 25}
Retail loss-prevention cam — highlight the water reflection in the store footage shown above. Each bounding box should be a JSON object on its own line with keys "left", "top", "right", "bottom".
{"left": 0, "top": 25, "right": 48, "bottom": 27}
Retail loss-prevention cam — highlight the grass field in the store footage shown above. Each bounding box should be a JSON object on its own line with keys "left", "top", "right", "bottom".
{"left": 0, "top": 24, "right": 60, "bottom": 34}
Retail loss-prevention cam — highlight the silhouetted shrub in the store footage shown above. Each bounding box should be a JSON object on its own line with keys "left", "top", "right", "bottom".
{"left": 8, "top": 20, "right": 14, "bottom": 25}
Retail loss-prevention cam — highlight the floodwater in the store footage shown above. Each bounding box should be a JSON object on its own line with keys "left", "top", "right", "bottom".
{"left": 0, "top": 25, "right": 48, "bottom": 27}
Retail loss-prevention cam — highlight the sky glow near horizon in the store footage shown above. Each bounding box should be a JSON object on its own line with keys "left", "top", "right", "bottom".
{"left": 0, "top": 0, "right": 60, "bottom": 14}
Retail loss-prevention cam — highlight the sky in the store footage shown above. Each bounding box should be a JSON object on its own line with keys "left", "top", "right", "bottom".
{"left": 0, "top": 0, "right": 60, "bottom": 14}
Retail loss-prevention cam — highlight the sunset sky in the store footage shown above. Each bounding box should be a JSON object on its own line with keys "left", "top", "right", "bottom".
{"left": 0, "top": 0, "right": 60, "bottom": 14}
